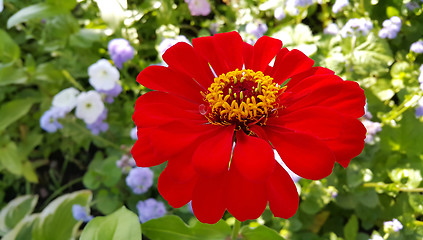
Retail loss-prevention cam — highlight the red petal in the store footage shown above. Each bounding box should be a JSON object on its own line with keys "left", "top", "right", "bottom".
{"left": 132, "top": 131, "right": 166, "bottom": 167}
{"left": 268, "top": 107, "right": 344, "bottom": 140}
{"left": 192, "top": 125, "right": 235, "bottom": 177}
{"left": 267, "top": 163, "right": 299, "bottom": 219}
{"left": 213, "top": 31, "right": 244, "bottom": 71}
{"left": 158, "top": 167, "right": 196, "bottom": 208}
{"left": 166, "top": 150, "right": 197, "bottom": 183}
{"left": 287, "top": 74, "right": 343, "bottom": 94}
{"left": 226, "top": 167, "right": 267, "bottom": 221}
{"left": 324, "top": 117, "right": 366, "bottom": 167}
{"left": 191, "top": 175, "right": 227, "bottom": 224}
{"left": 272, "top": 49, "right": 314, "bottom": 84}
{"left": 231, "top": 131, "right": 275, "bottom": 182}
{"left": 147, "top": 121, "right": 221, "bottom": 158}
{"left": 265, "top": 129, "right": 335, "bottom": 180}
{"left": 252, "top": 36, "right": 282, "bottom": 72}
{"left": 163, "top": 42, "right": 214, "bottom": 88}
{"left": 243, "top": 42, "right": 254, "bottom": 70}
{"left": 285, "top": 66, "right": 334, "bottom": 88}
{"left": 192, "top": 36, "right": 229, "bottom": 76}
{"left": 137, "top": 66, "right": 204, "bottom": 103}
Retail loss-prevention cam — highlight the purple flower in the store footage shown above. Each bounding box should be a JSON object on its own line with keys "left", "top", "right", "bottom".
{"left": 383, "top": 218, "right": 403, "bottom": 232}
{"left": 108, "top": 38, "right": 135, "bottom": 69}
{"left": 340, "top": 18, "right": 373, "bottom": 38}
{"left": 410, "top": 40, "right": 423, "bottom": 54}
{"left": 406, "top": 1, "right": 420, "bottom": 10}
{"left": 274, "top": 7, "right": 286, "bottom": 21}
{"left": 416, "top": 97, "right": 423, "bottom": 118}
{"left": 324, "top": 23, "right": 340, "bottom": 35}
{"left": 126, "top": 167, "right": 154, "bottom": 195}
{"left": 245, "top": 22, "right": 268, "bottom": 39}
{"left": 116, "top": 155, "right": 136, "bottom": 173}
{"left": 40, "top": 107, "right": 66, "bottom": 133}
{"left": 362, "top": 119, "right": 382, "bottom": 143}
{"left": 136, "top": 198, "right": 166, "bottom": 223}
{"left": 130, "top": 126, "right": 138, "bottom": 140}
{"left": 86, "top": 108, "right": 108, "bottom": 135}
{"left": 72, "top": 204, "right": 93, "bottom": 222}
{"left": 184, "top": 0, "right": 211, "bottom": 16}
{"left": 332, "top": 0, "right": 349, "bottom": 13}
{"left": 98, "top": 83, "right": 122, "bottom": 103}
{"left": 378, "top": 16, "right": 401, "bottom": 39}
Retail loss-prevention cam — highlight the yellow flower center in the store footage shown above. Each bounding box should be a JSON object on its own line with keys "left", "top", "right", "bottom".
{"left": 202, "top": 69, "right": 284, "bottom": 129}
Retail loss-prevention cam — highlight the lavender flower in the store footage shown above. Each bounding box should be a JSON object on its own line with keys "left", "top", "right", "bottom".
{"left": 0, "top": 0, "right": 3, "bottom": 13}
{"left": 130, "top": 126, "right": 138, "bottom": 140}
{"left": 98, "top": 83, "right": 122, "bottom": 103}
{"left": 184, "top": 0, "right": 211, "bottom": 16}
{"left": 40, "top": 107, "right": 66, "bottom": 133}
{"left": 72, "top": 204, "right": 93, "bottom": 222}
{"left": 86, "top": 108, "right": 108, "bottom": 135}
{"left": 136, "top": 198, "right": 166, "bottom": 223}
{"left": 245, "top": 22, "right": 268, "bottom": 39}
{"left": 324, "top": 23, "right": 339, "bottom": 35}
{"left": 340, "top": 18, "right": 373, "bottom": 38}
{"left": 416, "top": 97, "right": 423, "bottom": 118}
{"left": 108, "top": 38, "right": 135, "bottom": 69}
{"left": 383, "top": 218, "right": 403, "bottom": 233}
{"left": 362, "top": 119, "right": 382, "bottom": 143}
{"left": 126, "top": 167, "right": 154, "bottom": 194}
{"left": 378, "top": 16, "right": 401, "bottom": 39}
{"left": 116, "top": 155, "right": 136, "bottom": 173}
{"left": 332, "top": 0, "right": 349, "bottom": 14}
{"left": 410, "top": 40, "right": 423, "bottom": 54}
{"left": 406, "top": 1, "right": 420, "bottom": 10}
{"left": 286, "top": 0, "right": 314, "bottom": 15}
{"left": 274, "top": 7, "right": 286, "bottom": 21}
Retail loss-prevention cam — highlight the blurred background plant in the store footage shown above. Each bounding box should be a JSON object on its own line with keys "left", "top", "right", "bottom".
{"left": 0, "top": 0, "right": 423, "bottom": 239}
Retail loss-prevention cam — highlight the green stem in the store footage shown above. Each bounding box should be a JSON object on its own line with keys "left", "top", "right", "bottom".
{"left": 381, "top": 94, "right": 423, "bottom": 126}
{"left": 231, "top": 219, "right": 241, "bottom": 240}
{"left": 363, "top": 182, "right": 423, "bottom": 192}
{"left": 41, "top": 177, "right": 83, "bottom": 209}
{"left": 62, "top": 70, "right": 85, "bottom": 92}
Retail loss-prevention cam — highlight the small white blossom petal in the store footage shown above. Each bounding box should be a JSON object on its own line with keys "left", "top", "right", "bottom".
{"left": 75, "top": 91, "right": 105, "bottom": 124}
{"left": 88, "top": 59, "right": 120, "bottom": 91}
{"left": 52, "top": 87, "right": 80, "bottom": 112}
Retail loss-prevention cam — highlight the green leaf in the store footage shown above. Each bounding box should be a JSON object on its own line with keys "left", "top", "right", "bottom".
{"left": 95, "top": 189, "right": 122, "bottom": 215}
{"left": 2, "top": 214, "right": 39, "bottom": 240}
{"left": 80, "top": 206, "right": 141, "bottom": 240}
{"left": 0, "top": 30, "right": 20, "bottom": 63}
{"left": 343, "top": 215, "right": 358, "bottom": 240}
{"left": 0, "top": 98, "right": 37, "bottom": 132}
{"left": 31, "top": 190, "right": 92, "bottom": 240}
{"left": 22, "top": 161, "right": 39, "bottom": 183}
{"left": 46, "top": 0, "right": 77, "bottom": 10}
{"left": 408, "top": 193, "right": 423, "bottom": 214}
{"left": 0, "top": 195, "right": 38, "bottom": 236}
{"left": 7, "top": 3, "right": 69, "bottom": 29}
{"left": 142, "top": 215, "right": 231, "bottom": 240}
{"left": 0, "top": 65, "right": 27, "bottom": 87}
{"left": 241, "top": 225, "right": 285, "bottom": 240}
{"left": 0, "top": 142, "right": 24, "bottom": 176}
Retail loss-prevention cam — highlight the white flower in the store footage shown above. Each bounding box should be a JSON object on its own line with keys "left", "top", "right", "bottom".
{"left": 75, "top": 91, "right": 105, "bottom": 124}
{"left": 88, "top": 59, "right": 120, "bottom": 91}
{"left": 52, "top": 87, "right": 80, "bottom": 112}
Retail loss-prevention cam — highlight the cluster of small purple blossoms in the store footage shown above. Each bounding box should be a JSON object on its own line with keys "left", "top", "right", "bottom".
{"left": 136, "top": 198, "right": 167, "bottom": 223}
{"left": 125, "top": 167, "right": 154, "bottom": 194}
{"left": 108, "top": 38, "right": 135, "bottom": 69}
{"left": 410, "top": 40, "right": 423, "bottom": 54}
{"left": 383, "top": 218, "right": 403, "bottom": 233}
{"left": 332, "top": 0, "right": 349, "bottom": 14}
{"left": 86, "top": 108, "right": 109, "bottom": 135}
{"left": 406, "top": 0, "right": 423, "bottom": 10}
{"left": 245, "top": 21, "right": 268, "bottom": 39}
{"left": 116, "top": 154, "right": 136, "bottom": 173}
{"left": 415, "top": 96, "right": 423, "bottom": 118}
{"left": 378, "top": 16, "right": 401, "bottom": 39}
{"left": 274, "top": 7, "right": 286, "bottom": 21}
{"left": 361, "top": 108, "right": 382, "bottom": 144}
{"left": 324, "top": 23, "right": 340, "bottom": 35}
{"left": 184, "top": 0, "right": 211, "bottom": 16}
{"left": 72, "top": 204, "right": 94, "bottom": 222}
{"left": 285, "top": 0, "right": 314, "bottom": 16}
{"left": 39, "top": 107, "right": 66, "bottom": 133}
{"left": 130, "top": 126, "right": 138, "bottom": 140}
{"left": 340, "top": 18, "right": 373, "bottom": 38}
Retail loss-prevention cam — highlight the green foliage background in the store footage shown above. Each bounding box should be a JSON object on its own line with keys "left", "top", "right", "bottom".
{"left": 0, "top": 0, "right": 423, "bottom": 239}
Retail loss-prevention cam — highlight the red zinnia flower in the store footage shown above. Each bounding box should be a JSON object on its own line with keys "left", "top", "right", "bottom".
{"left": 132, "top": 32, "right": 366, "bottom": 224}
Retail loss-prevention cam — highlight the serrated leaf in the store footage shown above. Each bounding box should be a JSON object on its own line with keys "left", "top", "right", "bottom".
{"left": 31, "top": 190, "right": 92, "bottom": 240}
{"left": 7, "top": 3, "right": 69, "bottom": 29}
{"left": 142, "top": 215, "right": 231, "bottom": 240}
{"left": 241, "top": 225, "right": 285, "bottom": 240}
{"left": 0, "top": 195, "right": 38, "bottom": 236}
{"left": 80, "top": 206, "right": 141, "bottom": 240}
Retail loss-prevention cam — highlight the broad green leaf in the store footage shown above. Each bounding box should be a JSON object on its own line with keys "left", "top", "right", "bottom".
{"left": 142, "top": 215, "right": 231, "bottom": 240}
{"left": 0, "top": 98, "right": 37, "bottom": 132}
{"left": 46, "top": 0, "right": 77, "bottom": 10}
{"left": 31, "top": 190, "right": 92, "bottom": 240}
{"left": 3, "top": 214, "right": 39, "bottom": 240}
{"left": 0, "top": 30, "right": 20, "bottom": 63}
{"left": 408, "top": 193, "right": 423, "bottom": 214}
{"left": 95, "top": 189, "right": 122, "bottom": 215}
{"left": 343, "top": 215, "right": 358, "bottom": 240}
{"left": 241, "top": 225, "right": 285, "bottom": 240}
{"left": 7, "top": 3, "right": 69, "bottom": 29}
{"left": 0, "top": 142, "right": 24, "bottom": 176}
{"left": 0, "top": 195, "right": 38, "bottom": 236}
{"left": 0, "top": 65, "right": 27, "bottom": 87}
{"left": 80, "top": 206, "right": 141, "bottom": 240}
